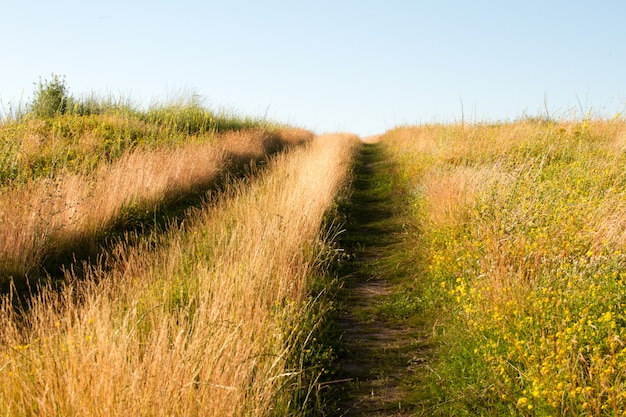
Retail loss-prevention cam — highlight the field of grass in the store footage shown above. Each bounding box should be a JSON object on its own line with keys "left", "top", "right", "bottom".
{"left": 0, "top": 98, "right": 312, "bottom": 284}
{"left": 0, "top": 84, "right": 362, "bottom": 415}
{"left": 6, "top": 77, "right": 626, "bottom": 416}
{"left": 382, "top": 118, "right": 626, "bottom": 415}
{"left": 0, "top": 122, "right": 358, "bottom": 415}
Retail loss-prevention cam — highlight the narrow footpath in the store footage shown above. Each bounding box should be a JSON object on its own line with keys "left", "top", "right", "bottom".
{"left": 331, "top": 143, "right": 431, "bottom": 416}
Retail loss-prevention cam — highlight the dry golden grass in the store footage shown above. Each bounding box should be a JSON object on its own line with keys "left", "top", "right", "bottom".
{"left": 592, "top": 194, "right": 626, "bottom": 249}
{"left": 0, "top": 133, "right": 359, "bottom": 416}
{"left": 383, "top": 118, "right": 626, "bottom": 415}
{"left": 420, "top": 165, "right": 505, "bottom": 227}
{"left": 0, "top": 129, "right": 309, "bottom": 279}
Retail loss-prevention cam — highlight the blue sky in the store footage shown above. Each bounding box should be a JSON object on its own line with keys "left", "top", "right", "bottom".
{"left": 1, "top": 0, "right": 625, "bottom": 135}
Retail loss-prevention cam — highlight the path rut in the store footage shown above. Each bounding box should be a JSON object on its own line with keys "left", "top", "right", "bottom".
{"left": 330, "top": 143, "right": 430, "bottom": 416}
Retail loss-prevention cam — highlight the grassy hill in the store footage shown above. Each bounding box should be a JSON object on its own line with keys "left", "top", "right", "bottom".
{"left": 3, "top": 78, "right": 626, "bottom": 415}
{"left": 0, "top": 90, "right": 312, "bottom": 284}
{"left": 0, "top": 84, "right": 359, "bottom": 415}
{"left": 382, "top": 118, "right": 626, "bottom": 415}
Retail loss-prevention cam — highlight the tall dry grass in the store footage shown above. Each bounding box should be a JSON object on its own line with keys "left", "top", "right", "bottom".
{"left": 0, "top": 133, "right": 359, "bottom": 416}
{"left": 0, "top": 128, "right": 311, "bottom": 281}
{"left": 383, "top": 118, "right": 626, "bottom": 415}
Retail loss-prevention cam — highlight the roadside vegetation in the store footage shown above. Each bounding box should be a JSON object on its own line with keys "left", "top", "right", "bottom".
{"left": 382, "top": 117, "right": 626, "bottom": 415}
{"left": 0, "top": 74, "right": 358, "bottom": 416}
{"left": 0, "top": 75, "right": 309, "bottom": 284}
{"left": 0, "top": 77, "right": 361, "bottom": 416}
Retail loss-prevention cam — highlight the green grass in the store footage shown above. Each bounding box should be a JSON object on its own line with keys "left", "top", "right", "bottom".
{"left": 383, "top": 119, "right": 626, "bottom": 416}
{"left": 1, "top": 75, "right": 279, "bottom": 185}
{"left": 0, "top": 85, "right": 306, "bottom": 296}
{"left": 327, "top": 143, "right": 434, "bottom": 415}
{"left": 0, "top": 101, "right": 276, "bottom": 185}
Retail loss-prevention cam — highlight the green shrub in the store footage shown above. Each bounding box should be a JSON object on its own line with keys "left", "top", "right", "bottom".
{"left": 31, "top": 74, "right": 72, "bottom": 118}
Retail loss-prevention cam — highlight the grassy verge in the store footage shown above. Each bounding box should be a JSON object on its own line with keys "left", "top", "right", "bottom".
{"left": 0, "top": 133, "right": 359, "bottom": 416}
{"left": 383, "top": 119, "right": 626, "bottom": 415}
{"left": 0, "top": 102, "right": 312, "bottom": 286}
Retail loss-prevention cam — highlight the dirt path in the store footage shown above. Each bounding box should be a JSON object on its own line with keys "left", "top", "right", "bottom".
{"left": 330, "top": 143, "right": 430, "bottom": 416}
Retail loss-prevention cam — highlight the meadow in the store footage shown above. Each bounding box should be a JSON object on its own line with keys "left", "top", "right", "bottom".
{"left": 6, "top": 76, "right": 626, "bottom": 416}
{"left": 0, "top": 82, "right": 310, "bottom": 284}
{"left": 0, "top": 79, "right": 360, "bottom": 415}
{"left": 383, "top": 118, "right": 626, "bottom": 415}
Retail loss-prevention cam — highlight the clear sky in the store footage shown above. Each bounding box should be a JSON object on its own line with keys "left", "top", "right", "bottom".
{"left": 1, "top": 0, "right": 625, "bottom": 136}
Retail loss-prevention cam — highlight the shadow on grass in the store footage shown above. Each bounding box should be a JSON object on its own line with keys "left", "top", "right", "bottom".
{"left": 1, "top": 133, "right": 306, "bottom": 305}
{"left": 336, "top": 143, "right": 400, "bottom": 273}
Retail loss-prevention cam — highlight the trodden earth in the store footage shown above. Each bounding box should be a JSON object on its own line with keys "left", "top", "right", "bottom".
{"left": 330, "top": 141, "right": 433, "bottom": 416}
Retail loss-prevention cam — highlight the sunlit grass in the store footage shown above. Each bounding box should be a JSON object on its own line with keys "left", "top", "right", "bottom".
{"left": 383, "top": 118, "right": 626, "bottom": 415}
{"left": 0, "top": 133, "right": 359, "bottom": 416}
{"left": 0, "top": 94, "right": 310, "bottom": 283}
{"left": 0, "top": 102, "right": 277, "bottom": 184}
{"left": 0, "top": 85, "right": 354, "bottom": 415}
{"left": 0, "top": 127, "right": 310, "bottom": 282}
